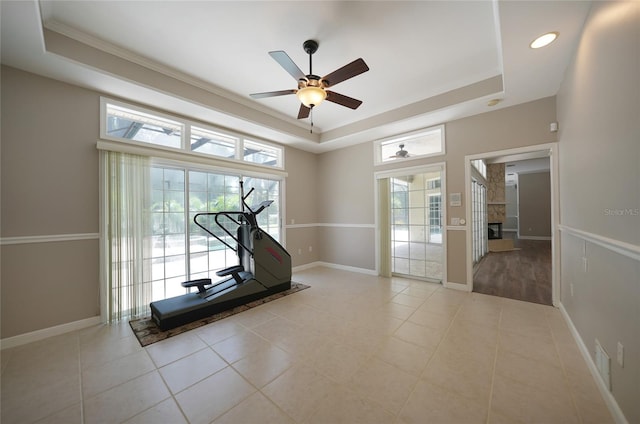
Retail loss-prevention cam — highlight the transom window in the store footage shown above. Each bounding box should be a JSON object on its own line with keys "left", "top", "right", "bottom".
{"left": 375, "top": 125, "right": 445, "bottom": 164}
{"left": 101, "top": 98, "right": 283, "bottom": 169}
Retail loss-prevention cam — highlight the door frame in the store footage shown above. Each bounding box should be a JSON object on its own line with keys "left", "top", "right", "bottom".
{"left": 374, "top": 162, "right": 447, "bottom": 284}
{"left": 464, "top": 143, "right": 560, "bottom": 306}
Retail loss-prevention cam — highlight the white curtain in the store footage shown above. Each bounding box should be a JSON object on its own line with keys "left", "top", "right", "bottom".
{"left": 101, "top": 151, "right": 151, "bottom": 322}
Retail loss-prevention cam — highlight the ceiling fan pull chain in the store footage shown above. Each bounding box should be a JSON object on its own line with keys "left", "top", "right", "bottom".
{"left": 310, "top": 107, "right": 314, "bottom": 133}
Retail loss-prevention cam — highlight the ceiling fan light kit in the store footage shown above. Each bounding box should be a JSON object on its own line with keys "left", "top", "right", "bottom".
{"left": 250, "top": 39, "right": 369, "bottom": 129}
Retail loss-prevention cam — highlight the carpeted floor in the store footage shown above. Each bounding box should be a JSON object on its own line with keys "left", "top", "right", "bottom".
{"left": 129, "top": 282, "right": 309, "bottom": 347}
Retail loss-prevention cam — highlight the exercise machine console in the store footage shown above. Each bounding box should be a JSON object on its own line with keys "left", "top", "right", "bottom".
{"left": 149, "top": 181, "right": 291, "bottom": 330}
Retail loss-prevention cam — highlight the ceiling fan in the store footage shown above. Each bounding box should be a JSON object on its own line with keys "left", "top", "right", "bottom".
{"left": 250, "top": 40, "right": 369, "bottom": 123}
{"left": 390, "top": 144, "right": 410, "bottom": 159}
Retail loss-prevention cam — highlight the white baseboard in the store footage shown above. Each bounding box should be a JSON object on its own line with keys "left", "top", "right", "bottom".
{"left": 559, "top": 303, "right": 628, "bottom": 424}
{"left": 519, "top": 235, "right": 552, "bottom": 241}
{"left": 1, "top": 316, "right": 102, "bottom": 350}
{"left": 293, "top": 261, "right": 377, "bottom": 276}
{"left": 444, "top": 281, "right": 471, "bottom": 291}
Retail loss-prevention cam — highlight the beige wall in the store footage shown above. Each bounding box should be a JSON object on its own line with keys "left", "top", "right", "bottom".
{"left": 283, "top": 146, "right": 320, "bottom": 267}
{"left": 518, "top": 171, "right": 551, "bottom": 238}
{"left": 556, "top": 2, "right": 639, "bottom": 422}
{"left": 1, "top": 67, "right": 101, "bottom": 338}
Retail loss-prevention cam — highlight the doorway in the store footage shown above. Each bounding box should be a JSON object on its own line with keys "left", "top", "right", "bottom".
{"left": 376, "top": 164, "right": 446, "bottom": 283}
{"left": 465, "top": 144, "right": 559, "bottom": 306}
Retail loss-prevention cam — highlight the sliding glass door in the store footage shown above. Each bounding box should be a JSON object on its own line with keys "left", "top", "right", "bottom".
{"left": 471, "top": 179, "right": 488, "bottom": 265}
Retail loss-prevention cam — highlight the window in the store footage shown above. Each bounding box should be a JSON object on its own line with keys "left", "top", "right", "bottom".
{"left": 190, "top": 126, "right": 238, "bottom": 158}
{"left": 101, "top": 98, "right": 284, "bottom": 169}
{"left": 375, "top": 125, "right": 445, "bottom": 164}
{"left": 100, "top": 98, "right": 286, "bottom": 321}
{"left": 243, "top": 139, "right": 282, "bottom": 167}
{"left": 106, "top": 103, "right": 183, "bottom": 149}
{"left": 148, "top": 167, "right": 281, "bottom": 301}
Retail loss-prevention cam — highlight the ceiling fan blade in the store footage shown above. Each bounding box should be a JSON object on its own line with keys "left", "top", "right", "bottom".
{"left": 326, "top": 91, "right": 363, "bottom": 109}
{"left": 250, "top": 89, "right": 296, "bottom": 99}
{"left": 269, "top": 51, "right": 306, "bottom": 81}
{"left": 297, "top": 104, "right": 311, "bottom": 119}
{"left": 322, "top": 58, "right": 369, "bottom": 87}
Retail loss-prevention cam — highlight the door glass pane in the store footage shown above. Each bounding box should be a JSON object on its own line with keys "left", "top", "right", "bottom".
{"left": 390, "top": 168, "right": 443, "bottom": 282}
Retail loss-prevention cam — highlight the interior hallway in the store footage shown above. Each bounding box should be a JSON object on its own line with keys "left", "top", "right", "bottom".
{"left": 1, "top": 267, "right": 610, "bottom": 423}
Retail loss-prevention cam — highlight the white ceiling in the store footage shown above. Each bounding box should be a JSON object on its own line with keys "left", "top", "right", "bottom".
{"left": 1, "top": 0, "right": 592, "bottom": 153}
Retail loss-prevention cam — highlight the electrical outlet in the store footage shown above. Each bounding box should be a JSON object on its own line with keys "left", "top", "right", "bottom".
{"left": 308, "top": 246, "right": 313, "bottom": 252}
{"left": 297, "top": 248, "right": 302, "bottom": 255}
{"left": 617, "top": 342, "right": 624, "bottom": 367}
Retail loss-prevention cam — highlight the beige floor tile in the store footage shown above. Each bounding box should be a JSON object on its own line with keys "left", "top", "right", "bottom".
{"left": 195, "top": 319, "right": 247, "bottom": 346}
{"left": 211, "top": 330, "right": 271, "bottom": 364}
{"left": 494, "top": 349, "right": 570, "bottom": 396}
{"left": 399, "top": 379, "right": 487, "bottom": 424}
{"left": 375, "top": 336, "right": 434, "bottom": 375}
{"left": 498, "top": 327, "right": 561, "bottom": 367}
{"left": 418, "top": 298, "right": 461, "bottom": 318}
{"left": 82, "top": 349, "right": 156, "bottom": 398}
{"left": 348, "top": 357, "right": 418, "bottom": 414}
{"left": 2, "top": 373, "right": 81, "bottom": 424}
{"left": 80, "top": 334, "right": 143, "bottom": 369}
{"left": 334, "top": 323, "right": 391, "bottom": 356}
{"left": 307, "top": 340, "right": 370, "bottom": 384}
{"left": 354, "top": 312, "right": 405, "bottom": 336}
{"left": 34, "top": 403, "right": 82, "bottom": 424}
{"left": 213, "top": 391, "right": 295, "bottom": 424}
{"left": 407, "top": 307, "right": 455, "bottom": 332}
{"left": 391, "top": 292, "right": 427, "bottom": 308}
{"left": 226, "top": 304, "right": 277, "bottom": 328}
{"left": 394, "top": 320, "right": 444, "bottom": 351}
{"left": 401, "top": 282, "right": 439, "bottom": 299}
{"left": 84, "top": 371, "right": 170, "bottom": 424}
{"left": 262, "top": 363, "right": 336, "bottom": 422}
{"left": 490, "top": 374, "right": 579, "bottom": 424}
{"left": 422, "top": 347, "right": 494, "bottom": 404}
{"left": 231, "top": 344, "right": 294, "bottom": 388}
{"left": 175, "top": 366, "right": 256, "bottom": 424}
{"left": 123, "top": 398, "right": 188, "bottom": 424}
{"left": 378, "top": 301, "right": 417, "bottom": 320}
{"left": 145, "top": 331, "right": 207, "bottom": 367}
{"left": 306, "top": 384, "right": 396, "bottom": 424}
{"left": 159, "top": 347, "right": 227, "bottom": 394}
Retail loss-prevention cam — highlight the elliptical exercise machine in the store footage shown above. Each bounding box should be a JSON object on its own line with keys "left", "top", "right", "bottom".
{"left": 150, "top": 180, "right": 291, "bottom": 330}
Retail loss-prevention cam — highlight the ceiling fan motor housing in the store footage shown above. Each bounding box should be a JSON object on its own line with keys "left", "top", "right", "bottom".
{"left": 303, "top": 39, "right": 319, "bottom": 55}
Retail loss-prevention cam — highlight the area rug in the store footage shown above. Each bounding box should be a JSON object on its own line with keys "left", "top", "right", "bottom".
{"left": 129, "top": 282, "right": 309, "bottom": 347}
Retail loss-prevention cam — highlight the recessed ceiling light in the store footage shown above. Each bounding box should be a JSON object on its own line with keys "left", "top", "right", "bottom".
{"left": 487, "top": 99, "right": 502, "bottom": 107}
{"left": 530, "top": 32, "right": 559, "bottom": 49}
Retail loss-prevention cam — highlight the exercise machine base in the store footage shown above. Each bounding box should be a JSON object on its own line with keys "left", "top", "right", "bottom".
{"left": 150, "top": 279, "right": 291, "bottom": 331}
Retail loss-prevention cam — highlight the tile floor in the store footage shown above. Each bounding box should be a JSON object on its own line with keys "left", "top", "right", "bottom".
{"left": 1, "top": 267, "right": 613, "bottom": 424}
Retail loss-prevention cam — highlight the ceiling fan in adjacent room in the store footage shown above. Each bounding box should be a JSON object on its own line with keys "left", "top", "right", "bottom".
{"left": 390, "top": 144, "right": 410, "bottom": 159}
{"left": 250, "top": 39, "right": 369, "bottom": 130}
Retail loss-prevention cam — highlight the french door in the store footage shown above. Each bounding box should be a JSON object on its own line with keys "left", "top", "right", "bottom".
{"left": 378, "top": 165, "right": 445, "bottom": 283}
